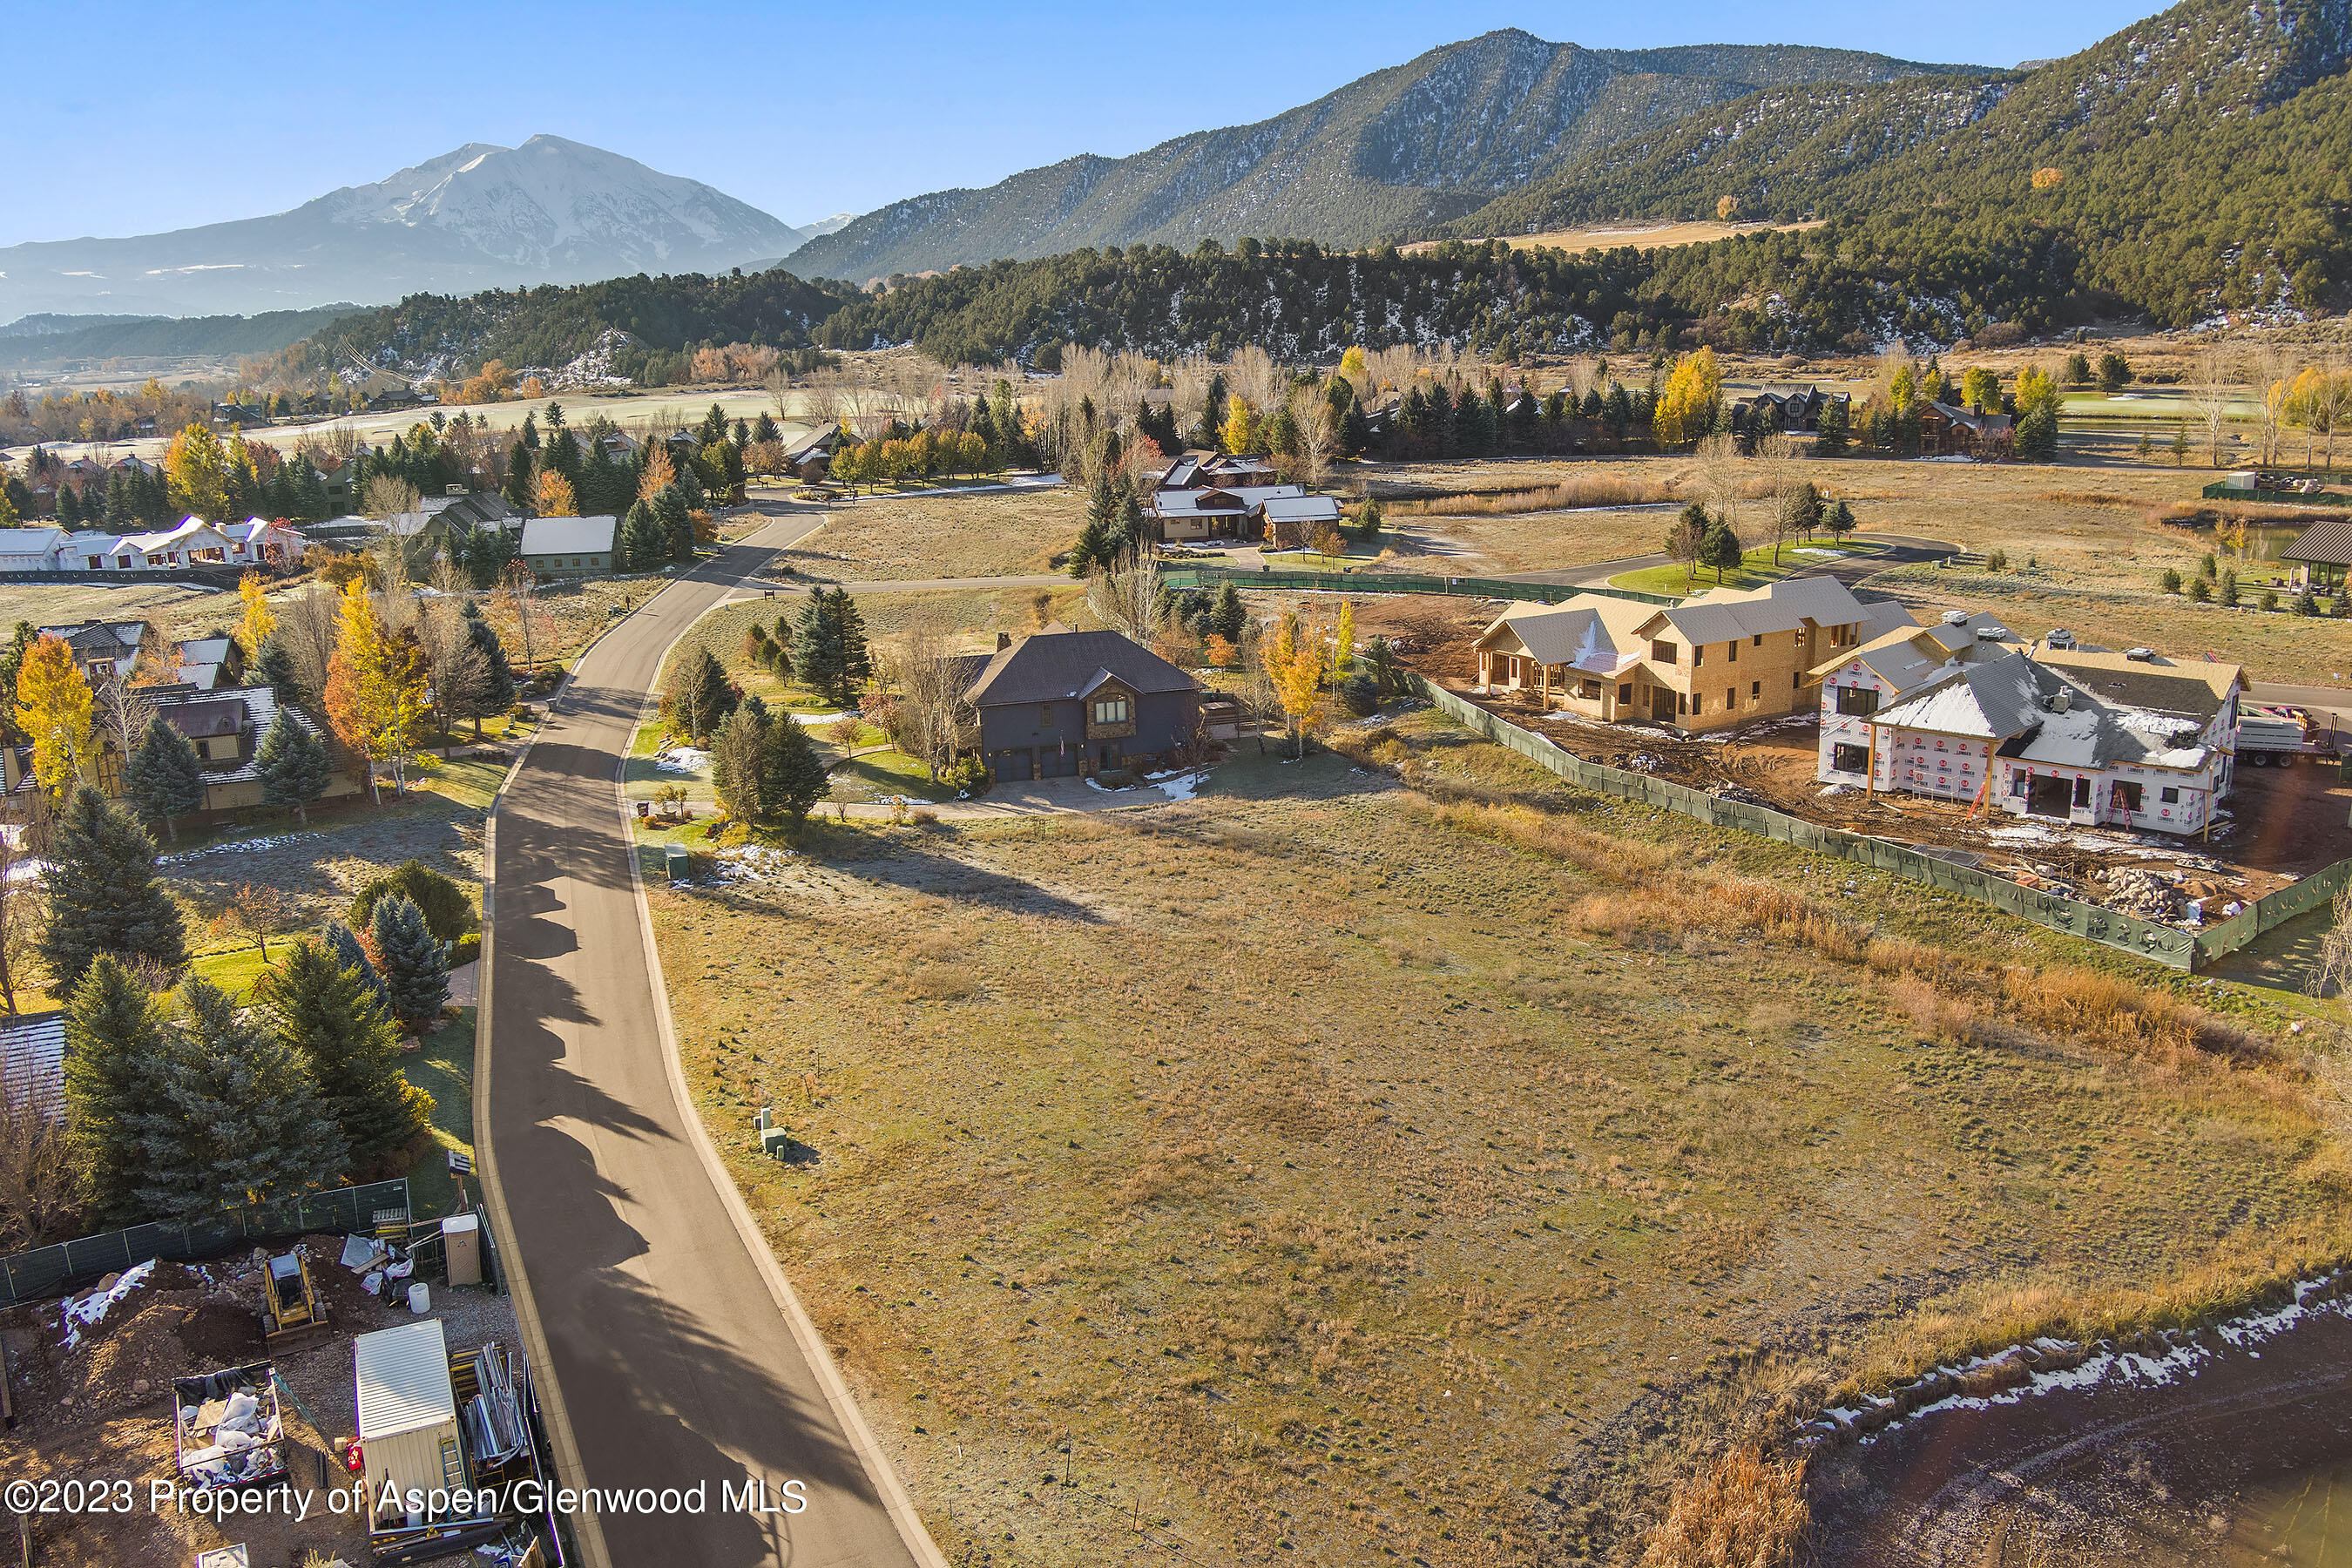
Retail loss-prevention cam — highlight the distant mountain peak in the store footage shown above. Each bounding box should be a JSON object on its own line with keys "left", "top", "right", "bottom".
{"left": 0, "top": 137, "right": 804, "bottom": 319}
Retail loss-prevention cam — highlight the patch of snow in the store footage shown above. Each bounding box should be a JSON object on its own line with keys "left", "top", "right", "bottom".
{"left": 653, "top": 747, "right": 711, "bottom": 774}
{"left": 159, "top": 832, "right": 323, "bottom": 864}
{"left": 1150, "top": 771, "right": 1209, "bottom": 801}
{"left": 60, "top": 1259, "right": 157, "bottom": 1348}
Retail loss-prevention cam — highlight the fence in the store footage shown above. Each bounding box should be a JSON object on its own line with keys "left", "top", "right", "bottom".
{"left": 0, "top": 1179, "right": 412, "bottom": 1310}
{"left": 1158, "top": 564, "right": 1681, "bottom": 607}
{"left": 2200, "top": 480, "right": 2352, "bottom": 507}
{"left": 1410, "top": 677, "right": 2347, "bottom": 973}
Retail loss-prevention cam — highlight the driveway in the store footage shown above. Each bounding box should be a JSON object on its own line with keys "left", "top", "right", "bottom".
{"left": 482, "top": 510, "right": 935, "bottom": 1568}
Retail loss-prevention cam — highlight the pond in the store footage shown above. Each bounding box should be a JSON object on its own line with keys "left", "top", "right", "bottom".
{"left": 2230, "top": 1456, "right": 2352, "bottom": 1565}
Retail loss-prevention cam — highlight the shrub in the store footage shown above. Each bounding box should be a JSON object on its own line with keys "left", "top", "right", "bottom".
{"left": 2188, "top": 576, "right": 2213, "bottom": 602}
{"left": 2219, "top": 570, "right": 2240, "bottom": 607}
{"left": 349, "top": 860, "right": 478, "bottom": 946}
{"left": 2261, "top": 589, "right": 2280, "bottom": 612}
{"left": 1984, "top": 549, "right": 2009, "bottom": 571}
{"left": 939, "top": 755, "right": 991, "bottom": 797}
{"left": 2159, "top": 567, "right": 2182, "bottom": 593}
{"left": 2296, "top": 590, "right": 2319, "bottom": 616}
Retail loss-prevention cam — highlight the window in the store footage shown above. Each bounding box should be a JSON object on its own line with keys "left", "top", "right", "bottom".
{"left": 1726, "top": 687, "right": 1737, "bottom": 710}
{"left": 1652, "top": 640, "right": 1680, "bottom": 664}
{"left": 1754, "top": 634, "right": 1764, "bottom": 646}
{"left": 1693, "top": 644, "right": 1707, "bottom": 666}
{"left": 1832, "top": 742, "right": 1869, "bottom": 773}
{"left": 2160, "top": 786, "right": 2180, "bottom": 803}
{"left": 1578, "top": 679, "right": 1602, "bottom": 700}
{"left": 1727, "top": 640, "right": 1738, "bottom": 663}
{"left": 1792, "top": 672, "right": 1802, "bottom": 690}
{"left": 1038, "top": 704, "right": 1055, "bottom": 727}
{"left": 1092, "top": 696, "right": 1131, "bottom": 726}
{"left": 1619, "top": 682, "right": 1632, "bottom": 706}
{"left": 2073, "top": 776, "right": 2092, "bottom": 808}
{"left": 1835, "top": 685, "right": 1880, "bottom": 717}
{"left": 2115, "top": 782, "right": 2144, "bottom": 813}
{"left": 1683, "top": 692, "right": 1693, "bottom": 714}
{"left": 1750, "top": 680, "right": 1761, "bottom": 700}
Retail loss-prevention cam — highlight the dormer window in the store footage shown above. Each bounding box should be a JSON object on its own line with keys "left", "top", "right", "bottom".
{"left": 1092, "top": 696, "right": 1131, "bottom": 726}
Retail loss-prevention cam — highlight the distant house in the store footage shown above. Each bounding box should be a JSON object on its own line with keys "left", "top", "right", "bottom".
{"left": 1734, "top": 386, "right": 1851, "bottom": 436}
{"left": 224, "top": 517, "right": 308, "bottom": 566}
{"left": 102, "top": 518, "right": 235, "bottom": 570}
{"left": 518, "top": 515, "right": 618, "bottom": 578}
{"left": 0, "top": 528, "right": 66, "bottom": 571}
{"left": 3, "top": 681, "right": 357, "bottom": 814}
{"left": 389, "top": 491, "right": 518, "bottom": 558}
{"left": 1148, "top": 483, "right": 1338, "bottom": 544}
{"left": 174, "top": 636, "right": 246, "bottom": 691}
{"left": 0, "top": 1011, "right": 66, "bottom": 1121}
{"left": 2282, "top": 518, "right": 2352, "bottom": 591}
{"left": 37, "top": 619, "right": 152, "bottom": 681}
{"left": 1917, "top": 402, "right": 2014, "bottom": 456}
{"left": 1471, "top": 577, "right": 1899, "bottom": 729}
{"left": 780, "top": 429, "right": 841, "bottom": 482}
{"left": 965, "top": 627, "right": 1201, "bottom": 781}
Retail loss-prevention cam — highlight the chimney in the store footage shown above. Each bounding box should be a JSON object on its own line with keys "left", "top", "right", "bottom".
{"left": 996, "top": 632, "right": 1012, "bottom": 652}
{"left": 2052, "top": 687, "right": 2072, "bottom": 713}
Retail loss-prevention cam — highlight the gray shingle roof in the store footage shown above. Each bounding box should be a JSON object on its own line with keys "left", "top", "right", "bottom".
{"left": 965, "top": 629, "right": 1196, "bottom": 706}
{"left": 520, "top": 516, "right": 618, "bottom": 557}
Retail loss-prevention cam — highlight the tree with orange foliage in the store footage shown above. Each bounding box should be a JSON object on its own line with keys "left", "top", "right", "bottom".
{"left": 1261, "top": 611, "right": 1325, "bottom": 760}
{"left": 534, "top": 471, "right": 578, "bottom": 517}
{"left": 323, "top": 579, "right": 429, "bottom": 803}
{"left": 637, "top": 442, "right": 676, "bottom": 505}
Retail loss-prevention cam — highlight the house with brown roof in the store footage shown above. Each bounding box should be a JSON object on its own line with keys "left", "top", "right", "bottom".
{"left": 965, "top": 627, "right": 1200, "bottom": 781}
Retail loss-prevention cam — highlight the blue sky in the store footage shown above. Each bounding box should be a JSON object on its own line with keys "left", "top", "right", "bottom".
{"left": 4, "top": 1, "right": 2162, "bottom": 248}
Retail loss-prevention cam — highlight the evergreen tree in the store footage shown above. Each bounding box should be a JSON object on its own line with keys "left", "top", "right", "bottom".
{"left": 763, "top": 708, "right": 828, "bottom": 822}
{"left": 459, "top": 601, "right": 517, "bottom": 729}
{"left": 656, "top": 483, "right": 694, "bottom": 562}
{"left": 1823, "top": 499, "right": 1856, "bottom": 540}
{"left": 103, "top": 471, "right": 133, "bottom": 528}
{"left": 1213, "top": 583, "right": 1247, "bottom": 642}
{"left": 256, "top": 712, "right": 332, "bottom": 822}
{"left": 502, "top": 440, "right": 535, "bottom": 511}
{"left": 369, "top": 893, "right": 449, "bottom": 1033}
{"left": 623, "top": 499, "right": 666, "bottom": 571}
{"left": 126, "top": 714, "right": 205, "bottom": 842}
{"left": 1814, "top": 397, "right": 1850, "bottom": 456}
{"left": 713, "top": 703, "right": 774, "bottom": 824}
{"left": 753, "top": 412, "right": 781, "bottom": 446}
{"left": 349, "top": 859, "right": 476, "bottom": 946}
{"left": 267, "top": 935, "right": 430, "bottom": 1166}
{"left": 321, "top": 920, "right": 391, "bottom": 1018}
{"left": 1700, "top": 515, "right": 1746, "bottom": 585}
{"left": 667, "top": 647, "right": 739, "bottom": 742}
{"left": 791, "top": 588, "right": 870, "bottom": 705}
{"left": 1117, "top": 485, "right": 1147, "bottom": 558}
{"left": 40, "top": 787, "right": 186, "bottom": 995}
{"left": 63, "top": 956, "right": 172, "bottom": 1223}
{"left": 543, "top": 425, "right": 583, "bottom": 483}
{"left": 131, "top": 977, "right": 347, "bottom": 1220}
{"left": 2014, "top": 401, "right": 2059, "bottom": 461}
{"left": 57, "top": 486, "right": 81, "bottom": 527}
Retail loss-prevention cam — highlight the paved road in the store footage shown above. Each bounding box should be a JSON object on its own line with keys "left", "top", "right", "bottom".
{"left": 1501, "top": 532, "right": 1963, "bottom": 590}
{"left": 483, "top": 511, "right": 929, "bottom": 1568}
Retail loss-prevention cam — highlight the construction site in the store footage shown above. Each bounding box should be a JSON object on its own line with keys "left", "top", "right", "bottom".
{"left": 0, "top": 1210, "right": 555, "bottom": 1568}
{"left": 1365, "top": 595, "right": 2351, "bottom": 932}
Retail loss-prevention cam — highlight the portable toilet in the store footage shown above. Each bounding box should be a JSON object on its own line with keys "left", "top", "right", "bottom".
{"left": 354, "top": 1319, "right": 463, "bottom": 1525}
{"left": 441, "top": 1213, "right": 482, "bottom": 1288}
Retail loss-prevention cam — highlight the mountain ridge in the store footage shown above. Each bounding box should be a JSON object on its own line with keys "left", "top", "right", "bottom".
{"left": 786, "top": 30, "right": 1988, "bottom": 281}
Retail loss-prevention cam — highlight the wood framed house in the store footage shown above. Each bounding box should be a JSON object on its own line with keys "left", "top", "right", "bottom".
{"left": 966, "top": 627, "right": 1200, "bottom": 781}
{"left": 1917, "top": 402, "right": 2014, "bottom": 456}
{"left": 0, "top": 528, "right": 66, "bottom": 571}
{"left": 1472, "top": 578, "right": 1906, "bottom": 730}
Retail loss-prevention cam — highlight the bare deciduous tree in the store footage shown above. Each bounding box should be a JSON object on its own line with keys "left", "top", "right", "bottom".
{"left": 0, "top": 1091, "right": 80, "bottom": 1251}
{"left": 362, "top": 473, "right": 421, "bottom": 521}
{"left": 275, "top": 586, "right": 340, "bottom": 704}
{"left": 877, "top": 607, "right": 976, "bottom": 781}
{"left": 1294, "top": 397, "right": 1335, "bottom": 490}
{"left": 1757, "top": 430, "right": 1801, "bottom": 564}
{"left": 1085, "top": 551, "right": 1167, "bottom": 647}
{"left": 1695, "top": 432, "right": 1745, "bottom": 540}
{"left": 2190, "top": 338, "right": 2240, "bottom": 470}
{"left": 0, "top": 826, "right": 44, "bottom": 1016}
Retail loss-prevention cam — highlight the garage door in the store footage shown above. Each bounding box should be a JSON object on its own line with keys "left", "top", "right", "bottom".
{"left": 997, "top": 749, "right": 1032, "bottom": 781}
{"left": 1039, "top": 747, "right": 1080, "bottom": 778}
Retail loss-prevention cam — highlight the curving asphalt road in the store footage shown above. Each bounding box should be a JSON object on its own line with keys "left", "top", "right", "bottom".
{"left": 478, "top": 514, "right": 936, "bottom": 1568}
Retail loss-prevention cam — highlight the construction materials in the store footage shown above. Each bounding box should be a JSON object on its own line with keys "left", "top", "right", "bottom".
{"left": 442, "top": 1213, "right": 482, "bottom": 1288}
{"left": 172, "top": 1362, "right": 287, "bottom": 1489}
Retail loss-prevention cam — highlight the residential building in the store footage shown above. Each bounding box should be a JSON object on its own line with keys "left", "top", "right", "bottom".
{"left": 389, "top": 491, "right": 517, "bottom": 558}
{"left": 1916, "top": 401, "right": 2014, "bottom": 456}
{"left": 174, "top": 636, "right": 246, "bottom": 691}
{"left": 1733, "top": 386, "right": 1850, "bottom": 436}
{"left": 2282, "top": 518, "right": 2352, "bottom": 591}
{"left": 94, "top": 518, "right": 235, "bottom": 570}
{"left": 517, "top": 515, "right": 617, "bottom": 577}
{"left": 1814, "top": 635, "right": 2243, "bottom": 835}
{"left": 3, "top": 682, "right": 358, "bottom": 814}
{"left": 780, "top": 429, "right": 841, "bottom": 482}
{"left": 37, "top": 619, "right": 152, "bottom": 681}
{"left": 223, "top": 517, "right": 308, "bottom": 566}
{"left": 0, "top": 528, "right": 66, "bottom": 571}
{"left": 966, "top": 627, "right": 1200, "bottom": 781}
{"left": 1147, "top": 481, "right": 1339, "bottom": 544}
{"left": 1813, "top": 609, "right": 2024, "bottom": 785}
{"left": 1470, "top": 577, "right": 1904, "bottom": 729}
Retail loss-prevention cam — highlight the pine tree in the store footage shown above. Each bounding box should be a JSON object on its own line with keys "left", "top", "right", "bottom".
{"left": 2014, "top": 402, "right": 2059, "bottom": 461}
{"left": 57, "top": 485, "right": 81, "bottom": 527}
{"left": 63, "top": 956, "right": 172, "bottom": 1223}
{"left": 126, "top": 714, "right": 205, "bottom": 841}
{"left": 763, "top": 709, "right": 828, "bottom": 822}
{"left": 130, "top": 977, "right": 347, "bottom": 1220}
{"left": 623, "top": 500, "right": 666, "bottom": 571}
{"left": 256, "top": 712, "right": 333, "bottom": 822}
{"left": 656, "top": 483, "right": 694, "bottom": 562}
{"left": 1700, "top": 516, "right": 1746, "bottom": 585}
{"left": 502, "top": 440, "right": 535, "bottom": 511}
{"left": 713, "top": 704, "right": 773, "bottom": 824}
{"left": 267, "top": 936, "right": 431, "bottom": 1166}
{"left": 791, "top": 589, "right": 870, "bottom": 705}
{"left": 1814, "top": 397, "right": 1850, "bottom": 457}
{"left": 1213, "top": 583, "right": 1247, "bottom": 642}
{"left": 459, "top": 602, "right": 516, "bottom": 730}
{"left": 321, "top": 919, "right": 391, "bottom": 1017}
{"left": 40, "top": 787, "right": 186, "bottom": 994}
{"left": 369, "top": 894, "right": 449, "bottom": 1033}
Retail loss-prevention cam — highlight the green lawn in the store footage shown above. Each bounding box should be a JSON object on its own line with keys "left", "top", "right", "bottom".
{"left": 183, "top": 943, "right": 277, "bottom": 1002}
{"left": 1612, "top": 538, "right": 1885, "bottom": 595}
{"left": 1262, "top": 549, "right": 1359, "bottom": 571}
{"left": 402, "top": 1005, "right": 477, "bottom": 1219}
{"left": 828, "top": 747, "right": 957, "bottom": 803}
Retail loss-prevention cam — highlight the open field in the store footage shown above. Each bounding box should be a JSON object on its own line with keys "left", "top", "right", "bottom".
{"left": 0, "top": 578, "right": 231, "bottom": 636}
{"left": 647, "top": 710, "right": 2342, "bottom": 1567}
{"left": 763, "top": 485, "right": 1079, "bottom": 584}
{"left": 1611, "top": 540, "right": 1886, "bottom": 595}
{"left": 1408, "top": 220, "right": 1824, "bottom": 257}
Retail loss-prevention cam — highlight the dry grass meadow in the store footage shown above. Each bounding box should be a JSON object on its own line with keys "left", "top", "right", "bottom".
{"left": 766, "top": 487, "right": 1079, "bottom": 583}
{"left": 650, "top": 713, "right": 2349, "bottom": 1568}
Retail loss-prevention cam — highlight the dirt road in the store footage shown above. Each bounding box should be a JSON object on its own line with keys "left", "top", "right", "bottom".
{"left": 481, "top": 514, "right": 936, "bottom": 1568}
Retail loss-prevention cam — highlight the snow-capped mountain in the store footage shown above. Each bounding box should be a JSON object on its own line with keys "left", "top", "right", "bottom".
{"left": 0, "top": 135, "right": 804, "bottom": 319}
